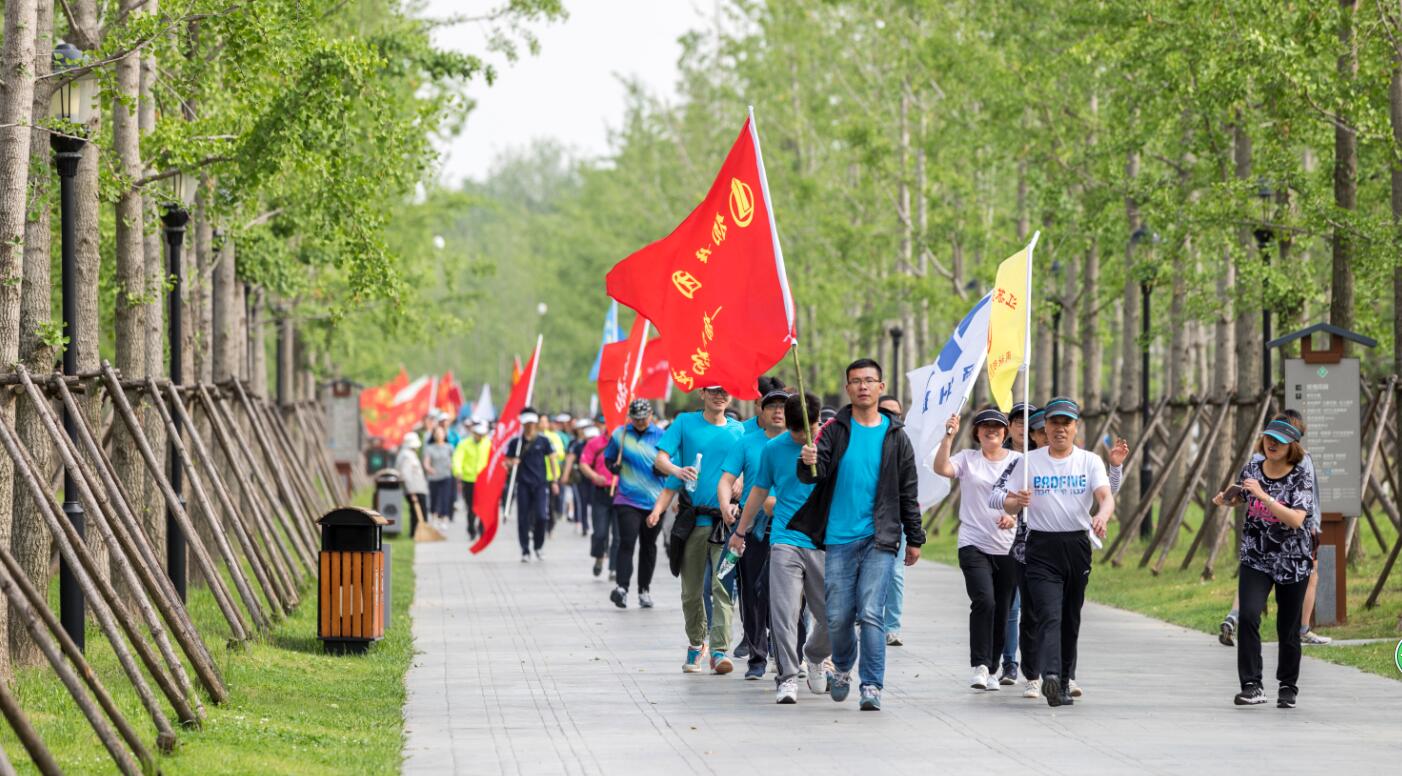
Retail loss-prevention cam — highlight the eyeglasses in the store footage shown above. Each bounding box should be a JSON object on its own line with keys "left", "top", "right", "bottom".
{"left": 846, "top": 377, "right": 882, "bottom": 387}
{"left": 702, "top": 388, "right": 729, "bottom": 396}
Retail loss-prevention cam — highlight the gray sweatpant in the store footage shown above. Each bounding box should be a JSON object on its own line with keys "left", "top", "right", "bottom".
{"left": 768, "top": 543, "right": 830, "bottom": 682}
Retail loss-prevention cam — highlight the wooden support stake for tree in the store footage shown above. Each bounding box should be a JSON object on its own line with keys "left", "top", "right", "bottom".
{"left": 0, "top": 563, "right": 147, "bottom": 774}
{"left": 194, "top": 389, "right": 301, "bottom": 608}
{"left": 1106, "top": 395, "right": 1209, "bottom": 565}
{"left": 305, "top": 402, "right": 351, "bottom": 502}
{"left": 296, "top": 403, "right": 346, "bottom": 504}
{"left": 1146, "top": 397, "right": 1232, "bottom": 571}
{"left": 100, "top": 362, "right": 250, "bottom": 641}
{"left": 232, "top": 381, "right": 322, "bottom": 554}
{"left": 1185, "top": 393, "right": 1274, "bottom": 573}
{"left": 164, "top": 383, "right": 289, "bottom": 618}
{"left": 49, "top": 373, "right": 226, "bottom": 706}
{"left": 201, "top": 386, "right": 313, "bottom": 581}
{"left": 0, "top": 411, "right": 183, "bottom": 745}
{"left": 146, "top": 377, "right": 271, "bottom": 632}
{"left": 263, "top": 400, "right": 331, "bottom": 515}
{"left": 1119, "top": 395, "right": 1172, "bottom": 475}
{"left": 1348, "top": 376, "right": 1396, "bottom": 557}
{"left": 1134, "top": 396, "right": 1211, "bottom": 566}
{"left": 1089, "top": 406, "right": 1118, "bottom": 454}
{"left": 0, "top": 681, "right": 62, "bottom": 776}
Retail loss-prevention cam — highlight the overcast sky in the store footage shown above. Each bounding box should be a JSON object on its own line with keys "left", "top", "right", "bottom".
{"left": 422, "top": 1, "right": 705, "bottom": 185}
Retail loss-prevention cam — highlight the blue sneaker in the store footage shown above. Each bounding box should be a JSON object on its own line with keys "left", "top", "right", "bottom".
{"left": 830, "top": 670, "right": 852, "bottom": 702}
{"left": 683, "top": 645, "right": 705, "bottom": 674}
{"left": 744, "top": 663, "right": 765, "bottom": 681}
{"left": 859, "top": 685, "right": 882, "bottom": 711}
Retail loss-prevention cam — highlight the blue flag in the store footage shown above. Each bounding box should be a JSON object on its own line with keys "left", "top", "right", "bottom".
{"left": 588, "top": 300, "right": 622, "bottom": 381}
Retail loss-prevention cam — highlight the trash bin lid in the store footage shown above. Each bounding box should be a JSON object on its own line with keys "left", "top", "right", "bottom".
{"left": 318, "top": 506, "right": 390, "bottom": 527}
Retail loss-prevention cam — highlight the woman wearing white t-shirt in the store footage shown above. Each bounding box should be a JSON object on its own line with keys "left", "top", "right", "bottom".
{"left": 933, "top": 407, "right": 1020, "bottom": 691}
{"left": 996, "top": 397, "right": 1114, "bottom": 708}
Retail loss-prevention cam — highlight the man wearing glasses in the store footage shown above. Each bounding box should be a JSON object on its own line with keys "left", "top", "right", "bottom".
{"left": 648, "top": 386, "right": 746, "bottom": 674}
{"left": 790, "top": 359, "right": 924, "bottom": 711}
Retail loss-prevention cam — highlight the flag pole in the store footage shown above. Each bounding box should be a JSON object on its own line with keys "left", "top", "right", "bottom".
{"left": 504, "top": 334, "right": 544, "bottom": 523}
{"left": 789, "top": 345, "right": 817, "bottom": 477}
{"left": 1020, "top": 231, "right": 1040, "bottom": 491}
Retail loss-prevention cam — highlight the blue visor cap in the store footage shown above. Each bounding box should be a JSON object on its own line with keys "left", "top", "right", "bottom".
{"left": 973, "top": 408, "right": 1009, "bottom": 427}
{"left": 1263, "top": 419, "right": 1302, "bottom": 445}
{"left": 1028, "top": 409, "right": 1047, "bottom": 431}
{"left": 1043, "top": 397, "right": 1080, "bottom": 421}
{"left": 1009, "top": 402, "right": 1037, "bottom": 420}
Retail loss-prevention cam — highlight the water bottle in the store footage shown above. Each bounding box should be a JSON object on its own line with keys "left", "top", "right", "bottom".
{"left": 684, "top": 453, "right": 702, "bottom": 494}
{"left": 716, "top": 548, "right": 740, "bottom": 581}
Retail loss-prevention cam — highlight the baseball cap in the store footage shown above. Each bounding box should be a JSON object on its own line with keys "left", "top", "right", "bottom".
{"left": 1009, "top": 402, "right": 1037, "bottom": 420}
{"left": 973, "top": 408, "right": 1009, "bottom": 427}
{"left": 1263, "top": 419, "right": 1302, "bottom": 445}
{"left": 553, "top": 413, "right": 571, "bottom": 423}
{"left": 760, "top": 389, "right": 790, "bottom": 409}
{"left": 1028, "top": 408, "right": 1047, "bottom": 431}
{"left": 519, "top": 412, "right": 540, "bottom": 425}
{"left": 572, "top": 418, "right": 592, "bottom": 430}
{"left": 819, "top": 406, "right": 838, "bottom": 423}
{"left": 702, "top": 385, "right": 728, "bottom": 394}
{"left": 1043, "top": 397, "right": 1080, "bottom": 421}
{"left": 582, "top": 425, "right": 601, "bottom": 439}
{"left": 472, "top": 421, "right": 488, "bottom": 434}
{"left": 628, "top": 399, "right": 652, "bottom": 419}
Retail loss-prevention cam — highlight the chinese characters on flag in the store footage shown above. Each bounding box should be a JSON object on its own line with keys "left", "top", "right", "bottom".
{"left": 605, "top": 113, "right": 794, "bottom": 400}
{"left": 986, "top": 235, "right": 1038, "bottom": 412}
{"left": 596, "top": 315, "right": 650, "bottom": 432}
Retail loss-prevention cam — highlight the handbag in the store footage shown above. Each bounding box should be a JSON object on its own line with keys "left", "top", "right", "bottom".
{"left": 667, "top": 491, "right": 696, "bottom": 577}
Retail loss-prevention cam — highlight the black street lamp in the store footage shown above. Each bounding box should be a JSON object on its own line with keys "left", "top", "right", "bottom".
{"left": 1130, "top": 226, "right": 1160, "bottom": 540}
{"left": 888, "top": 326, "right": 904, "bottom": 405}
{"left": 50, "top": 41, "right": 98, "bottom": 650}
{"left": 162, "top": 171, "right": 195, "bottom": 600}
{"left": 1050, "top": 261, "right": 1063, "bottom": 398}
{"left": 1254, "top": 179, "right": 1274, "bottom": 397}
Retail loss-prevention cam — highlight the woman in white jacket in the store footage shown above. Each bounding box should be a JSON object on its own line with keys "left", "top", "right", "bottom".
{"left": 396, "top": 431, "right": 430, "bottom": 537}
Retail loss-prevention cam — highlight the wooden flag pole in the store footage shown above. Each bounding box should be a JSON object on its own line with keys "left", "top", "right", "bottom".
{"left": 790, "top": 345, "right": 818, "bottom": 477}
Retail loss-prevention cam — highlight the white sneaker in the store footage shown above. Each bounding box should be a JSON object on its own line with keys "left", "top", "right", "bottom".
{"left": 1022, "top": 678, "right": 1042, "bottom": 699}
{"left": 776, "top": 678, "right": 798, "bottom": 704}
{"left": 1068, "top": 679, "right": 1082, "bottom": 698}
{"left": 971, "top": 665, "right": 990, "bottom": 690}
{"left": 805, "top": 661, "right": 828, "bottom": 694}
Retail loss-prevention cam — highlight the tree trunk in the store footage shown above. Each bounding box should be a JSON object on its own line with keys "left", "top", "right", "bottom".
{"left": 1332, "top": 0, "right": 1358, "bottom": 339}
{"left": 139, "top": 0, "right": 166, "bottom": 580}
{"left": 1389, "top": 0, "right": 1402, "bottom": 535}
{"left": 9, "top": 0, "right": 54, "bottom": 668}
{"left": 1081, "top": 238, "right": 1102, "bottom": 410}
{"left": 1062, "top": 247, "right": 1080, "bottom": 402}
{"left": 249, "top": 287, "right": 269, "bottom": 397}
{"left": 1119, "top": 150, "right": 1143, "bottom": 522}
{"left": 0, "top": 0, "right": 43, "bottom": 677}
{"left": 213, "top": 230, "right": 239, "bottom": 383}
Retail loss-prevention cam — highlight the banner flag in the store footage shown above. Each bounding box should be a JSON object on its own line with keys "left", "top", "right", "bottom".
{"left": 596, "top": 316, "right": 650, "bottom": 432}
{"left": 470, "top": 383, "right": 496, "bottom": 422}
{"left": 471, "top": 338, "right": 541, "bottom": 555}
{"left": 588, "top": 300, "right": 622, "bottom": 382}
{"left": 634, "top": 337, "right": 670, "bottom": 399}
{"left": 986, "top": 234, "right": 1038, "bottom": 412}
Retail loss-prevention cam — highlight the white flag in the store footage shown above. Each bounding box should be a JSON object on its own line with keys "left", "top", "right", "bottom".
{"left": 905, "top": 293, "right": 992, "bottom": 511}
{"left": 470, "top": 383, "right": 496, "bottom": 422}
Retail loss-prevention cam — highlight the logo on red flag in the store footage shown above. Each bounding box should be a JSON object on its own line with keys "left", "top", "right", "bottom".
{"left": 470, "top": 340, "right": 541, "bottom": 555}
{"left": 605, "top": 113, "right": 794, "bottom": 400}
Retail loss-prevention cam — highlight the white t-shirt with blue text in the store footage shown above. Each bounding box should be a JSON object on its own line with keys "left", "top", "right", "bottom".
{"left": 1002, "top": 447, "right": 1109, "bottom": 533}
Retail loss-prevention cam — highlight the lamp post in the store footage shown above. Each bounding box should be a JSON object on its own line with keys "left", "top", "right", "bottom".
{"left": 50, "top": 42, "right": 98, "bottom": 650}
{"left": 1130, "top": 226, "right": 1160, "bottom": 540}
{"left": 1254, "top": 179, "right": 1274, "bottom": 397}
{"left": 1050, "top": 261, "right": 1063, "bottom": 398}
{"left": 888, "top": 326, "right": 904, "bottom": 404}
{"left": 161, "top": 171, "right": 195, "bottom": 600}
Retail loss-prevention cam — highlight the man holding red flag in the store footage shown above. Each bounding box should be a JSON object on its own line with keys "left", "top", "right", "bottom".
{"left": 470, "top": 341, "right": 541, "bottom": 556}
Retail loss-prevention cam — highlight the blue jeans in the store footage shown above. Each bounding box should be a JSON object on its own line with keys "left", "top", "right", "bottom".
{"left": 883, "top": 534, "right": 906, "bottom": 632}
{"left": 1002, "top": 590, "right": 1020, "bottom": 670}
{"left": 825, "top": 536, "right": 897, "bottom": 689}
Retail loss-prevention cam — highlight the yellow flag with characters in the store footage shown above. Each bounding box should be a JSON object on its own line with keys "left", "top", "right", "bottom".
{"left": 986, "top": 234, "right": 1038, "bottom": 412}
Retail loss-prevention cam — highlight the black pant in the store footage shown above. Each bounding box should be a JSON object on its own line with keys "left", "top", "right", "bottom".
{"left": 1015, "top": 561, "right": 1040, "bottom": 679}
{"left": 737, "top": 535, "right": 771, "bottom": 669}
{"left": 589, "top": 489, "right": 615, "bottom": 559}
{"left": 1238, "top": 565, "right": 1308, "bottom": 690}
{"left": 958, "top": 545, "right": 1018, "bottom": 671}
{"left": 406, "top": 492, "right": 426, "bottom": 538}
{"left": 577, "top": 481, "right": 595, "bottom": 533}
{"left": 1025, "top": 530, "right": 1091, "bottom": 681}
{"left": 461, "top": 480, "right": 479, "bottom": 537}
{"left": 516, "top": 484, "right": 548, "bottom": 554}
{"left": 429, "top": 478, "right": 456, "bottom": 519}
{"left": 614, "top": 504, "right": 662, "bottom": 592}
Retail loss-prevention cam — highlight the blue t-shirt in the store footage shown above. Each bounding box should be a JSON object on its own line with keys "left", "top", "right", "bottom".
{"left": 722, "top": 428, "right": 778, "bottom": 538}
{"left": 754, "top": 433, "right": 816, "bottom": 549}
{"left": 603, "top": 423, "right": 667, "bottom": 510}
{"left": 826, "top": 415, "right": 888, "bottom": 544}
{"left": 659, "top": 411, "right": 744, "bottom": 525}
{"left": 742, "top": 416, "right": 759, "bottom": 434}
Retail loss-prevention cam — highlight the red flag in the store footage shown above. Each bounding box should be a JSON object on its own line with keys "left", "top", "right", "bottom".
{"left": 511, "top": 355, "right": 523, "bottom": 387}
{"left": 605, "top": 112, "right": 794, "bottom": 400}
{"left": 436, "top": 371, "right": 464, "bottom": 417}
{"left": 361, "top": 370, "right": 433, "bottom": 444}
{"left": 470, "top": 338, "right": 542, "bottom": 555}
{"left": 596, "top": 317, "right": 650, "bottom": 432}
{"left": 634, "top": 338, "right": 670, "bottom": 399}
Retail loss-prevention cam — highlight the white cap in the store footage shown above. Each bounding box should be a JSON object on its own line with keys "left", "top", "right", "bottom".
{"left": 520, "top": 412, "right": 540, "bottom": 425}
{"left": 553, "top": 413, "right": 571, "bottom": 423}
{"left": 472, "top": 421, "right": 489, "bottom": 435}
{"left": 401, "top": 431, "right": 421, "bottom": 449}
{"left": 573, "top": 418, "right": 593, "bottom": 430}
{"left": 582, "top": 426, "right": 601, "bottom": 439}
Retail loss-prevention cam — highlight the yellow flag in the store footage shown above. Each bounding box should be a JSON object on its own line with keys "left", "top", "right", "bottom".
{"left": 986, "top": 236, "right": 1036, "bottom": 411}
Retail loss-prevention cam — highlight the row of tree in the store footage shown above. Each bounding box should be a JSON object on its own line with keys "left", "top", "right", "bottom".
{"left": 0, "top": 0, "right": 564, "bottom": 676}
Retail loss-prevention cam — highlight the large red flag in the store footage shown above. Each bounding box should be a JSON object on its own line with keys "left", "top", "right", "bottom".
{"left": 634, "top": 338, "right": 670, "bottom": 400}
{"left": 470, "top": 338, "right": 541, "bottom": 555}
{"left": 596, "top": 316, "right": 650, "bottom": 432}
{"left": 605, "top": 111, "right": 794, "bottom": 400}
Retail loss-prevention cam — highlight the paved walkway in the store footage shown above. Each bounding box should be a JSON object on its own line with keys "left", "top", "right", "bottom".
{"left": 404, "top": 521, "right": 1402, "bottom": 775}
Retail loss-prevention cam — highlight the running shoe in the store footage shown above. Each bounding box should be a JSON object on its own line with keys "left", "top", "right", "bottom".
{"left": 1022, "top": 678, "right": 1042, "bottom": 699}
{"left": 776, "top": 678, "right": 798, "bottom": 704}
{"left": 534, "top": 549, "right": 544, "bottom": 561}
{"left": 735, "top": 642, "right": 751, "bottom": 658}
{"left": 744, "top": 663, "right": 765, "bottom": 681}
{"left": 1042, "top": 674, "right": 1065, "bottom": 707}
{"left": 1234, "top": 683, "right": 1267, "bottom": 706}
{"left": 1300, "top": 630, "right": 1332, "bottom": 645}
{"left": 805, "top": 661, "right": 828, "bottom": 694}
{"left": 830, "top": 670, "right": 852, "bottom": 702}
{"left": 1219, "top": 615, "right": 1237, "bottom": 647}
{"left": 638, "top": 590, "right": 654, "bottom": 609}
{"left": 593, "top": 558, "right": 604, "bottom": 577}
{"left": 520, "top": 553, "right": 530, "bottom": 563}
{"left": 886, "top": 630, "right": 903, "bottom": 647}
{"left": 610, "top": 586, "right": 627, "bottom": 609}
{"left": 999, "top": 663, "right": 1018, "bottom": 685}
{"left": 1068, "top": 679, "right": 1082, "bottom": 698}
{"left": 711, "top": 651, "right": 734, "bottom": 675}
{"left": 1277, "top": 685, "right": 1298, "bottom": 708}
{"left": 859, "top": 685, "right": 882, "bottom": 711}
{"left": 683, "top": 645, "right": 705, "bottom": 673}
{"left": 970, "top": 665, "right": 991, "bottom": 690}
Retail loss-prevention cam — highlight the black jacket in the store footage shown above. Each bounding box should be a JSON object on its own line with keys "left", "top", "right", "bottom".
{"left": 789, "top": 405, "right": 925, "bottom": 552}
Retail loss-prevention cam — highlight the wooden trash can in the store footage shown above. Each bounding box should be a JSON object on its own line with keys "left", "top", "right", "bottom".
{"left": 318, "top": 507, "right": 388, "bottom": 654}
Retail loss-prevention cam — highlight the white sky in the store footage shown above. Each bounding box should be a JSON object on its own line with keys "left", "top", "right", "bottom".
{"left": 422, "top": 0, "right": 706, "bottom": 185}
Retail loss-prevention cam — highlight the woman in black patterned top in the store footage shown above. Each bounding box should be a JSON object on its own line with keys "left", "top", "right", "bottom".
{"left": 1212, "top": 416, "right": 1314, "bottom": 709}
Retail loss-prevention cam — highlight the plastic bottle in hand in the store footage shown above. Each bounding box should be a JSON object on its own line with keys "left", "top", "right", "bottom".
{"left": 716, "top": 548, "right": 740, "bottom": 581}
{"left": 684, "top": 453, "right": 702, "bottom": 494}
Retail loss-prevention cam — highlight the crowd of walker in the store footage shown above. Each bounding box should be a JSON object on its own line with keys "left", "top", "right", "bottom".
{"left": 386, "top": 359, "right": 1335, "bottom": 712}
